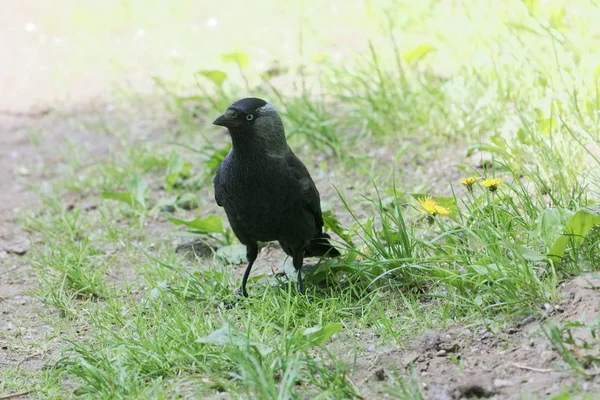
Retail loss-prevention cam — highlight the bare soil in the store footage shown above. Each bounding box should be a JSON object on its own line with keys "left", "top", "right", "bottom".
{"left": 1, "top": 112, "right": 52, "bottom": 376}
{"left": 352, "top": 276, "right": 600, "bottom": 399}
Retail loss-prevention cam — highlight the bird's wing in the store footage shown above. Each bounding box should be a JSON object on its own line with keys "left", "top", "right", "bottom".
{"left": 285, "top": 150, "right": 324, "bottom": 229}
{"left": 213, "top": 164, "right": 224, "bottom": 207}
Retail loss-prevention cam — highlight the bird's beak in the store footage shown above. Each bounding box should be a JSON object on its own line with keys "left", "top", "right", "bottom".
{"left": 212, "top": 109, "right": 241, "bottom": 128}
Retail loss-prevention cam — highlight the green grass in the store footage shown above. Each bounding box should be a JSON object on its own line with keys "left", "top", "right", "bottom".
{"left": 6, "top": 0, "right": 600, "bottom": 398}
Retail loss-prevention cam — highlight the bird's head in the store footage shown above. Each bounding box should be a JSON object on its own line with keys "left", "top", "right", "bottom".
{"left": 212, "top": 98, "right": 287, "bottom": 155}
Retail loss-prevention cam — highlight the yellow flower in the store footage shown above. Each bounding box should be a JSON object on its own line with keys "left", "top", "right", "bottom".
{"left": 460, "top": 176, "right": 479, "bottom": 191}
{"left": 481, "top": 178, "right": 504, "bottom": 192}
{"left": 417, "top": 196, "right": 450, "bottom": 217}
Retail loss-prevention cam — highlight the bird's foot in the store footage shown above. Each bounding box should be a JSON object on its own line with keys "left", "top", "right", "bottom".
{"left": 224, "top": 299, "right": 239, "bottom": 310}
{"left": 224, "top": 288, "right": 248, "bottom": 309}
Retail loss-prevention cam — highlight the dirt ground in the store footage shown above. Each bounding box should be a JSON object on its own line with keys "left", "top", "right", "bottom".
{"left": 353, "top": 276, "right": 600, "bottom": 399}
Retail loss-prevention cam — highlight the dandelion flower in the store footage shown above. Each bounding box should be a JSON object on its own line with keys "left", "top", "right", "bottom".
{"left": 460, "top": 176, "right": 479, "bottom": 192}
{"left": 481, "top": 178, "right": 504, "bottom": 192}
{"left": 417, "top": 196, "right": 450, "bottom": 217}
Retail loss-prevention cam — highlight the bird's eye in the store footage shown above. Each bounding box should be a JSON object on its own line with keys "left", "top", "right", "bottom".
{"left": 246, "top": 114, "right": 254, "bottom": 121}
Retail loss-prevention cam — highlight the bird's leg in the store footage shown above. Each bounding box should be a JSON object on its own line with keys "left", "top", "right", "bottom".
{"left": 292, "top": 252, "right": 304, "bottom": 295}
{"left": 226, "top": 243, "right": 258, "bottom": 310}
{"left": 238, "top": 243, "right": 258, "bottom": 297}
{"left": 296, "top": 269, "right": 303, "bottom": 295}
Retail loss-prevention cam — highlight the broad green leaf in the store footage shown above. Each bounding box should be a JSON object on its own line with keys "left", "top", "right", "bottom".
{"left": 548, "top": 210, "right": 600, "bottom": 263}
{"left": 402, "top": 44, "right": 434, "bottom": 65}
{"left": 293, "top": 323, "right": 343, "bottom": 350}
{"left": 518, "top": 245, "right": 546, "bottom": 261}
{"left": 247, "top": 273, "right": 267, "bottom": 283}
{"left": 128, "top": 175, "right": 148, "bottom": 209}
{"left": 536, "top": 207, "right": 574, "bottom": 249}
{"left": 197, "top": 323, "right": 273, "bottom": 357}
{"left": 101, "top": 191, "right": 134, "bottom": 206}
{"left": 221, "top": 52, "right": 250, "bottom": 69}
{"left": 165, "top": 152, "right": 185, "bottom": 190}
{"left": 102, "top": 175, "right": 148, "bottom": 210}
{"left": 197, "top": 70, "right": 227, "bottom": 87}
{"left": 167, "top": 214, "right": 224, "bottom": 233}
{"left": 215, "top": 244, "right": 247, "bottom": 264}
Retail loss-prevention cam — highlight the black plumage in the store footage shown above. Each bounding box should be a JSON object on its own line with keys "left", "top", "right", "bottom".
{"left": 212, "top": 97, "right": 340, "bottom": 297}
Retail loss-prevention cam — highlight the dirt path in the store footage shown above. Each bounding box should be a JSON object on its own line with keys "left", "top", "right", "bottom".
{"left": 0, "top": 113, "right": 50, "bottom": 382}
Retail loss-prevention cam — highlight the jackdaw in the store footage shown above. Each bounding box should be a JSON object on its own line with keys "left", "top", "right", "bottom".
{"left": 212, "top": 97, "right": 340, "bottom": 298}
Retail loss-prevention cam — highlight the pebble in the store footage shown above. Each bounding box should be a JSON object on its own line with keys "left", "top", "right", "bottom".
{"left": 493, "top": 378, "right": 514, "bottom": 388}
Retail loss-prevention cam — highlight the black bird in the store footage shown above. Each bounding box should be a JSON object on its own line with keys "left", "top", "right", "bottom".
{"left": 212, "top": 97, "right": 340, "bottom": 298}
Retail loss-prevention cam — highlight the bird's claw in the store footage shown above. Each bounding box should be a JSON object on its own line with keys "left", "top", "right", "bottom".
{"left": 224, "top": 287, "right": 249, "bottom": 309}
{"left": 224, "top": 300, "right": 238, "bottom": 310}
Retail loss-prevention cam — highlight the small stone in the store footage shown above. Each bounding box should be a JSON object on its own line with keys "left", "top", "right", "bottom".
{"left": 441, "top": 343, "right": 460, "bottom": 353}
{"left": 460, "top": 328, "right": 472, "bottom": 337}
{"left": 6, "top": 245, "right": 28, "bottom": 255}
{"left": 436, "top": 350, "right": 447, "bottom": 357}
{"left": 374, "top": 368, "right": 387, "bottom": 381}
{"left": 16, "top": 166, "right": 30, "bottom": 176}
{"left": 419, "top": 330, "right": 442, "bottom": 351}
{"left": 493, "top": 378, "right": 513, "bottom": 388}
{"left": 540, "top": 350, "right": 556, "bottom": 363}
{"left": 401, "top": 351, "right": 420, "bottom": 367}
{"left": 367, "top": 344, "right": 376, "bottom": 352}
{"left": 7, "top": 322, "right": 15, "bottom": 330}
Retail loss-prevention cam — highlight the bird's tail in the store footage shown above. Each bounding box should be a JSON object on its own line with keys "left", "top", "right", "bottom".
{"left": 304, "top": 232, "right": 341, "bottom": 258}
